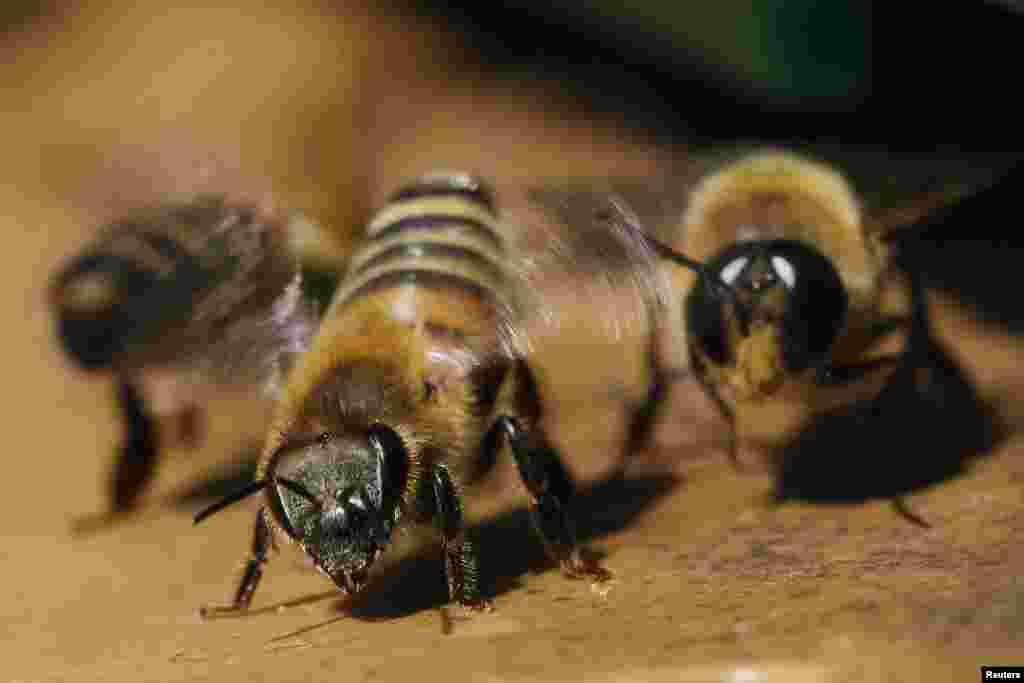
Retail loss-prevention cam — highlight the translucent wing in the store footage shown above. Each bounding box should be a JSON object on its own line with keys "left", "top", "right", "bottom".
{"left": 499, "top": 146, "right": 1016, "bottom": 376}
{"left": 285, "top": 209, "right": 351, "bottom": 321}
{"left": 166, "top": 206, "right": 348, "bottom": 397}
{"left": 501, "top": 180, "right": 674, "bottom": 359}
{"left": 51, "top": 196, "right": 350, "bottom": 533}
{"left": 50, "top": 197, "right": 347, "bottom": 398}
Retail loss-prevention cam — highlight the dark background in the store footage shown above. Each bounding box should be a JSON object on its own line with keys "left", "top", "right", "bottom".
{"left": 404, "top": 0, "right": 1024, "bottom": 329}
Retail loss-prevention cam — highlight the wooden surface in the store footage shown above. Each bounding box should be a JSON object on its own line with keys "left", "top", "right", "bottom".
{"left": 3, "top": 4, "right": 1023, "bottom": 682}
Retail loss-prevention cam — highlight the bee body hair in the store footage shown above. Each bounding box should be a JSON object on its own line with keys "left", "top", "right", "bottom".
{"left": 621, "top": 147, "right": 996, "bottom": 519}
{"left": 200, "top": 174, "right": 611, "bottom": 618}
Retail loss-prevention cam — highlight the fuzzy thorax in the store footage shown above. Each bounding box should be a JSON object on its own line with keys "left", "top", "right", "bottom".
{"left": 682, "top": 150, "right": 884, "bottom": 312}
{"left": 259, "top": 299, "right": 480, "bottom": 482}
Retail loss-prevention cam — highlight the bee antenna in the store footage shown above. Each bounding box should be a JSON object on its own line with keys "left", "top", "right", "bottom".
{"left": 599, "top": 194, "right": 739, "bottom": 309}
{"left": 193, "top": 480, "right": 268, "bottom": 525}
{"left": 643, "top": 234, "right": 739, "bottom": 307}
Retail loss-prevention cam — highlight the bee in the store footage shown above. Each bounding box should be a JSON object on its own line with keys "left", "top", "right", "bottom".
{"left": 605, "top": 149, "right": 1004, "bottom": 524}
{"left": 194, "top": 172, "right": 611, "bottom": 618}
{"left": 50, "top": 195, "right": 338, "bottom": 534}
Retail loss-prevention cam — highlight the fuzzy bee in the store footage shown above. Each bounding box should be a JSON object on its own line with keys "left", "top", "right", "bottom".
{"left": 194, "top": 172, "right": 617, "bottom": 617}
{"left": 50, "top": 196, "right": 340, "bottom": 534}
{"left": 569, "top": 148, "right": 1007, "bottom": 524}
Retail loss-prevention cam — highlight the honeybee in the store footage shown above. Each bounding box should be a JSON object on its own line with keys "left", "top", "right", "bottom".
{"left": 589, "top": 148, "right": 1006, "bottom": 524}
{"left": 194, "top": 172, "right": 616, "bottom": 618}
{"left": 50, "top": 195, "right": 342, "bottom": 534}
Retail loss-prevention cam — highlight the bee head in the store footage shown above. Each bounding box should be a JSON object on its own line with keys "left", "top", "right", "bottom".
{"left": 265, "top": 425, "right": 409, "bottom": 595}
{"left": 687, "top": 239, "right": 848, "bottom": 372}
{"left": 49, "top": 251, "right": 162, "bottom": 371}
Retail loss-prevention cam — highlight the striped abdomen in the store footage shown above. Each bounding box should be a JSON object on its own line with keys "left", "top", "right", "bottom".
{"left": 328, "top": 173, "right": 517, "bottom": 350}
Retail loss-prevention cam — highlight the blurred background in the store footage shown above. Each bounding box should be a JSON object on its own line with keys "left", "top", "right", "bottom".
{"left": 5, "top": 0, "right": 1021, "bottom": 322}
{"left": 3, "top": 2, "right": 1024, "bottom": 682}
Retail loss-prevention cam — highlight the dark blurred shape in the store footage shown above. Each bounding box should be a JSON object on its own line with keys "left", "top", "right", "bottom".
{"left": 772, "top": 167, "right": 1013, "bottom": 507}
{"left": 405, "top": 0, "right": 866, "bottom": 140}
{"left": 0, "top": 1, "right": 56, "bottom": 35}
{"left": 172, "top": 453, "right": 260, "bottom": 508}
{"left": 411, "top": 1, "right": 1022, "bottom": 148}
{"left": 869, "top": 1, "right": 1023, "bottom": 150}
{"left": 989, "top": 0, "right": 1024, "bottom": 14}
{"left": 775, "top": 324, "right": 1000, "bottom": 505}
{"left": 895, "top": 163, "right": 1024, "bottom": 331}
{"left": 459, "top": 0, "right": 869, "bottom": 104}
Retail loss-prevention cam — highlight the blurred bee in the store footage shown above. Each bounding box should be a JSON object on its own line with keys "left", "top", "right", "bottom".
{"left": 50, "top": 196, "right": 343, "bottom": 534}
{"left": 576, "top": 148, "right": 1005, "bottom": 525}
{"left": 194, "top": 172, "right": 613, "bottom": 618}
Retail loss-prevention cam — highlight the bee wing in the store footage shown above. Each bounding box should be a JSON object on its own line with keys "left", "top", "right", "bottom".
{"left": 284, "top": 210, "right": 351, "bottom": 314}
{"left": 54, "top": 197, "right": 347, "bottom": 399}
{"left": 500, "top": 181, "right": 677, "bottom": 365}
{"left": 186, "top": 272, "right": 319, "bottom": 397}
{"left": 185, "top": 209, "right": 350, "bottom": 398}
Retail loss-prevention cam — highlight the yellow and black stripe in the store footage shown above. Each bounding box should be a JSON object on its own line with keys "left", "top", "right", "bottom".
{"left": 206, "top": 173, "right": 613, "bottom": 616}
{"left": 270, "top": 172, "right": 517, "bottom": 487}
{"left": 326, "top": 173, "right": 513, "bottom": 342}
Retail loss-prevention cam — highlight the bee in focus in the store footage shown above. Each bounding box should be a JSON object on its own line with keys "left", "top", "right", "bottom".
{"left": 614, "top": 149, "right": 999, "bottom": 524}
{"left": 195, "top": 172, "right": 610, "bottom": 618}
{"left": 50, "top": 196, "right": 335, "bottom": 534}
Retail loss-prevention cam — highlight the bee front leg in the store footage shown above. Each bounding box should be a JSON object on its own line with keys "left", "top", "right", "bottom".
{"left": 72, "top": 378, "right": 160, "bottom": 535}
{"left": 624, "top": 334, "right": 673, "bottom": 461}
{"left": 200, "top": 508, "right": 272, "bottom": 619}
{"left": 431, "top": 466, "right": 491, "bottom": 611}
{"left": 492, "top": 415, "right": 611, "bottom": 581}
{"left": 486, "top": 361, "right": 611, "bottom": 581}
{"left": 624, "top": 331, "right": 692, "bottom": 464}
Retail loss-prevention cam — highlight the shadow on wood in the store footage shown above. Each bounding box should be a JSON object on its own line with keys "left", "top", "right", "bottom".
{"left": 344, "top": 472, "right": 678, "bottom": 619}
{"left": 774, "top": 325, "right": 1002, "bottom": 505}
{"left": 171, "top": 450, "right": 260, "bottom": 509}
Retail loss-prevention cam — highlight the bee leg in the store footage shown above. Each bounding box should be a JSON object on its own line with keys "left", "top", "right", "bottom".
{"left": 431, "top": 466, "right": 492, "bottom": 612}
{"left": 690, "top": 351, "right": 739, "bottom": 469}
{"left": 624, "top": 340, "right": 669, "bottom": 458}
{"left": 493, "top": 415, "right": 611, "bottom": 581}
{"left": 102, "top": 377, "right": 165, "bottom": 519}
{"left": 892, "top": 497, "right": 931, "bottom": 528}
{"left": 623, "top": 333, "right": 688, "bottom": 468}
{"left": 199, "top": 508, "right": 272, "bottom": 619}
{"left": 699, "top": 376, "right": 739, "bottom": 468}
{"left": 110, "top": 378, "right": 160, "bottom": 510}
{"left": 72, "top": 378, "right": 161, "bottom": 535}
{"left": 487, "top": 361, "right": 610, "bottom": 581}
